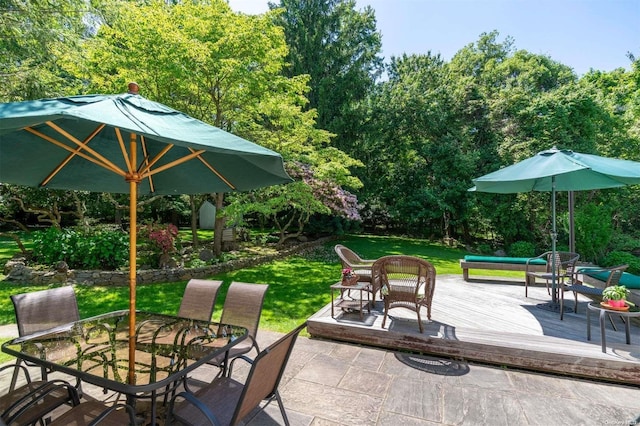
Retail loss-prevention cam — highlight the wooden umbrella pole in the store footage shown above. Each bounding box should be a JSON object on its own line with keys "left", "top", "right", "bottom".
{"left": 127, "top": 134, "right": 138, "bottom": 385}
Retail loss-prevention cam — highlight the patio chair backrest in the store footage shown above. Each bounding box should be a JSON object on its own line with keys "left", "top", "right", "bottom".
{"left": 545, "top": 251, "right": 579, "bottom": 275}
{"left": 11, "top": 286, "right": 80, "bottom": 337}
{"left": 373, "top": 255, "right": 436, "bottom": 304}
{"left": 219, "top": 282, "right": 268, "bottom": 340}
{"left": 335, "top": 244, "right": 367, "bottom": 268}
{"left": 232, "top": 322, "right": 305, "bottom": 424}
{"left": 602, "top": 264, "right": 628, "bottom": 288}
{"left": 177, "top": 279, "right": 222, "bottom": 321}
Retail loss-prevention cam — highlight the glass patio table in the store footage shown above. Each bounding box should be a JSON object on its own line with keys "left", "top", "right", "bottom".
{"left": 1, "top": 310, "right": 247, "bottom": 425}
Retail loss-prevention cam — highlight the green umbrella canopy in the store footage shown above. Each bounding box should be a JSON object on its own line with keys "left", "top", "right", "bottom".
{"left": 0, "top": 90, "right": 292, "bottom": 194}
{"left": 0, "top": 87, "right": 292, "bottom": 384}
{"left": 470, "top": 147, "right": 640, "bottom": 193}
{"left": 470, "top": 147, "right": 640, "bottom": 306}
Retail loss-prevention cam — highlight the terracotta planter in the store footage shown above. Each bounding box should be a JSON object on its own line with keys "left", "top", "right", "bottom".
{"left": 607, "top": 299, "right": 626, "bottom": 308}
{"left": 342, "top": 275, "right": 359, "bottom": 286}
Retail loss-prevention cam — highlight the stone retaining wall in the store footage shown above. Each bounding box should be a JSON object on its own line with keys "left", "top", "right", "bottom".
{"left": 3, "top": 237, "right": 334, "bottom": 286}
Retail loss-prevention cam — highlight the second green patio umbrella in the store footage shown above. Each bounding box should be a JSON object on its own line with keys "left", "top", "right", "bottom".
{"left": 0, "top": 84, "right": 292, "bottom": 383}
{"left": 470, "top": 146, "right": 640, "bottom": 305}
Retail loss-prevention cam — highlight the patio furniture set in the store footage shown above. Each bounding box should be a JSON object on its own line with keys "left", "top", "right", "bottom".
{"left": 0, "top": 280, "right": 304, "bottom": 425}
{"left": 335, "top": 244, "right": 640, "bottom": 352}
{"left": 334, "top": 245, "right": 436, "bottom": 334}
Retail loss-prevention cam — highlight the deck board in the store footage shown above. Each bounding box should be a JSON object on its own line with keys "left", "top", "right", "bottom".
{"left": 307, "top": 274, "right": 640, "bottom": 385}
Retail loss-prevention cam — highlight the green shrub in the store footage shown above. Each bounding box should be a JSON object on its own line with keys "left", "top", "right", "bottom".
{"left": 508, "top": 241, "right": 536, "bottom": 257}
{"left": 608, "top": 233, "right": 640, "bottom": 252}
{"left": 475, "top": 243, "right": 493, "bottom": 255}
{"left": 601, "top": 251, "right": 640, "bottom": 275}
{"left": 186, "top": 258, "right": 207, "bottom": 268}
{"left": 575, "top": 202, "right": 613, "bottom": 263}
{"left": 32, "top": 226, "right": 128, "bottom": 270}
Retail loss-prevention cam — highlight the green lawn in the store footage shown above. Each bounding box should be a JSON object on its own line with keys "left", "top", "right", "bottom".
{"left": 0, "top": 233, "right": 522, "bottom": 364}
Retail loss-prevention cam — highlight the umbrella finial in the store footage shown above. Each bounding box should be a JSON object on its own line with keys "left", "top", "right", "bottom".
{"left": 128, "top": 82, "right": 140, "bottom": 95}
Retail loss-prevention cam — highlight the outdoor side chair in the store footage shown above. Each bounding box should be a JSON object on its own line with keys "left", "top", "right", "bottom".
{"left": 525, "top": 251, "right": 580, "bottom": 298}
{"left": 168, "top": 323, "right": 306, "bottom": 426}
{"left": 9, "top": 286, "right": 81, "bottom": 392}
{"left": 0, "top": 365, "right": 78, "bottom": 426}
{"left": 372, "top": 255, "right": 436, "bottom": 333}
{"left": 2, "top": 377, "right": 136, "bottom": 426}
{"left": 177, "top": 279, "right": 223, "bottom": 321}
{"left": 560, "top": 264, "right": 628, "bottom": 320}
{"left": 334, "top": 244, "right": 379, "bottom": 301}
{"left": 206, "top": 282, "right": 269, "bottom": 377}
{"left": 48, "top": 400, "right": 137, "bottom": 426}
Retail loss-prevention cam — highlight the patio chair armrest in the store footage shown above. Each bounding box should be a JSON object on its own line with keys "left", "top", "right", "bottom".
{"left": 3, "top": 379, "right": 79, "bottom": 425}
{"left": 89, "top": 403, "right": 137, "bottom": 425}
{"left": 169, "top": 391, "right": 221, "bottom": 426}
{"left": 526, "top": 252, "right": 550, "bottom": 264}
{"left": 0, "top": 364, "right": 32, "bottom": 384}
{"left": 228, "top": 354, "right": 254, "bottom": 376}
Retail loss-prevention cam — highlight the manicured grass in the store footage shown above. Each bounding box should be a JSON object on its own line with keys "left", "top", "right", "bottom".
{"left": 0, "top": 233, "right": 522, "bottom": 336}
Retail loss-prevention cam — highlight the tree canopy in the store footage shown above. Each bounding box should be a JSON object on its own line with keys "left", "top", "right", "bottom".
{"left": 1, "top": 1, "right": 639, "bottom": 262}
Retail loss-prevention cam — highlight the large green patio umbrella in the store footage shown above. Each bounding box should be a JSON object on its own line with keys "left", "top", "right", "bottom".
{"left": 0, "top": 84, "right": 292, "bottom": 383}
{"left": 470, "top": 146, "right": 640, "bottom": 306}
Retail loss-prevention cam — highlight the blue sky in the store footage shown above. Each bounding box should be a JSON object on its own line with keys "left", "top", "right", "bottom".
{"left": 227, "top": 0, "right": 639, "bottom": 76}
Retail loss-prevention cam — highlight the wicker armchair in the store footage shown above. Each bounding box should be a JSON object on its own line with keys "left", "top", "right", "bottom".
{"left": 168, "top": 323, "right": 305, "bottom": 426}
{"left": 334, "top": 244, "right": 379, "bottom": 301}
{"left": 560, "top": 264, "right": 628, "bottom": 320}
{"left": 372, "top": 255, "right": 436, "bottom": 333}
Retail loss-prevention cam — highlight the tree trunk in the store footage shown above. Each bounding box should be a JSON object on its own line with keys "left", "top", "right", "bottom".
{"left": 213, "top": 193, "right": 224, "bottom": 257}
{"left": 190, "top": 195, "right": 199, "bottom": 250}
{"left": 0, "top": 232, "right": 27, "bottom": 255}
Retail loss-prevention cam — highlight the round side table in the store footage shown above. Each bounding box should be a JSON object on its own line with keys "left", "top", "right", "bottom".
{"left": 586, "top": 302, "right": 640, "bottom": 353}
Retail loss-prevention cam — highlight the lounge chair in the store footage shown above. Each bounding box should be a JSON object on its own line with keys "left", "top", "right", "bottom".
{"left": 561, "top": 264, "right": 628, "bottom": 320}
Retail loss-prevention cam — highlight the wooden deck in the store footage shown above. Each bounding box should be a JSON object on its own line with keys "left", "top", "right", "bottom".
{"left": 307, "top": 274, "right": 640, "bottom": 386}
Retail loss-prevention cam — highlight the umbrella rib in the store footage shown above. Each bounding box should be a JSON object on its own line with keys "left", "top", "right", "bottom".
{"left": 140, "top": 136, "right": 155, "bottom": 193}
{"left": 141, "top": 148, "right": 209, "bottom": 179}
{"left": 26, "top": 124, "right": 127, "bottom": 178}
{"left": 115, "top": 128, "right": 134, "bottom": 174}
{"left": 137, "top": 144, "right": 175, "bottom": 176}
{"left": 188, "top": 148, "right": 236, "bottom": 190}
{"left": 39, "top": 123, "right": 105, "bottom": 187}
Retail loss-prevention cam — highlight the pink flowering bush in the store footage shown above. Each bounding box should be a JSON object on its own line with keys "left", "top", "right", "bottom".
{"left": 139, "top": 222, "right": 179, "bottom": 267}
{"left": 288, "top": 162, "right": 361, "bottom": 221}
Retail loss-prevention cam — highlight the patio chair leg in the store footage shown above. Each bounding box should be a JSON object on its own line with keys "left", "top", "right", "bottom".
{"left": 275, "top": 391, "right": 290, "bottom": 426}
{"left": 9, "top": 359, "right": 22, "bottom": 392}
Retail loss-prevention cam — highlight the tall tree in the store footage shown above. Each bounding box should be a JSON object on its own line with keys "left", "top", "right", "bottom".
{"left": 270, "top": 0, "right": 383, "bottom": 151}
{"left": 0, "top": 0, "right": 89, "bottom": 101}
{"left": 358, "top": 53, "right": 477, "bottom": 239}
{"left": 79, "top": 0, "right": 362, "bottom": 251}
